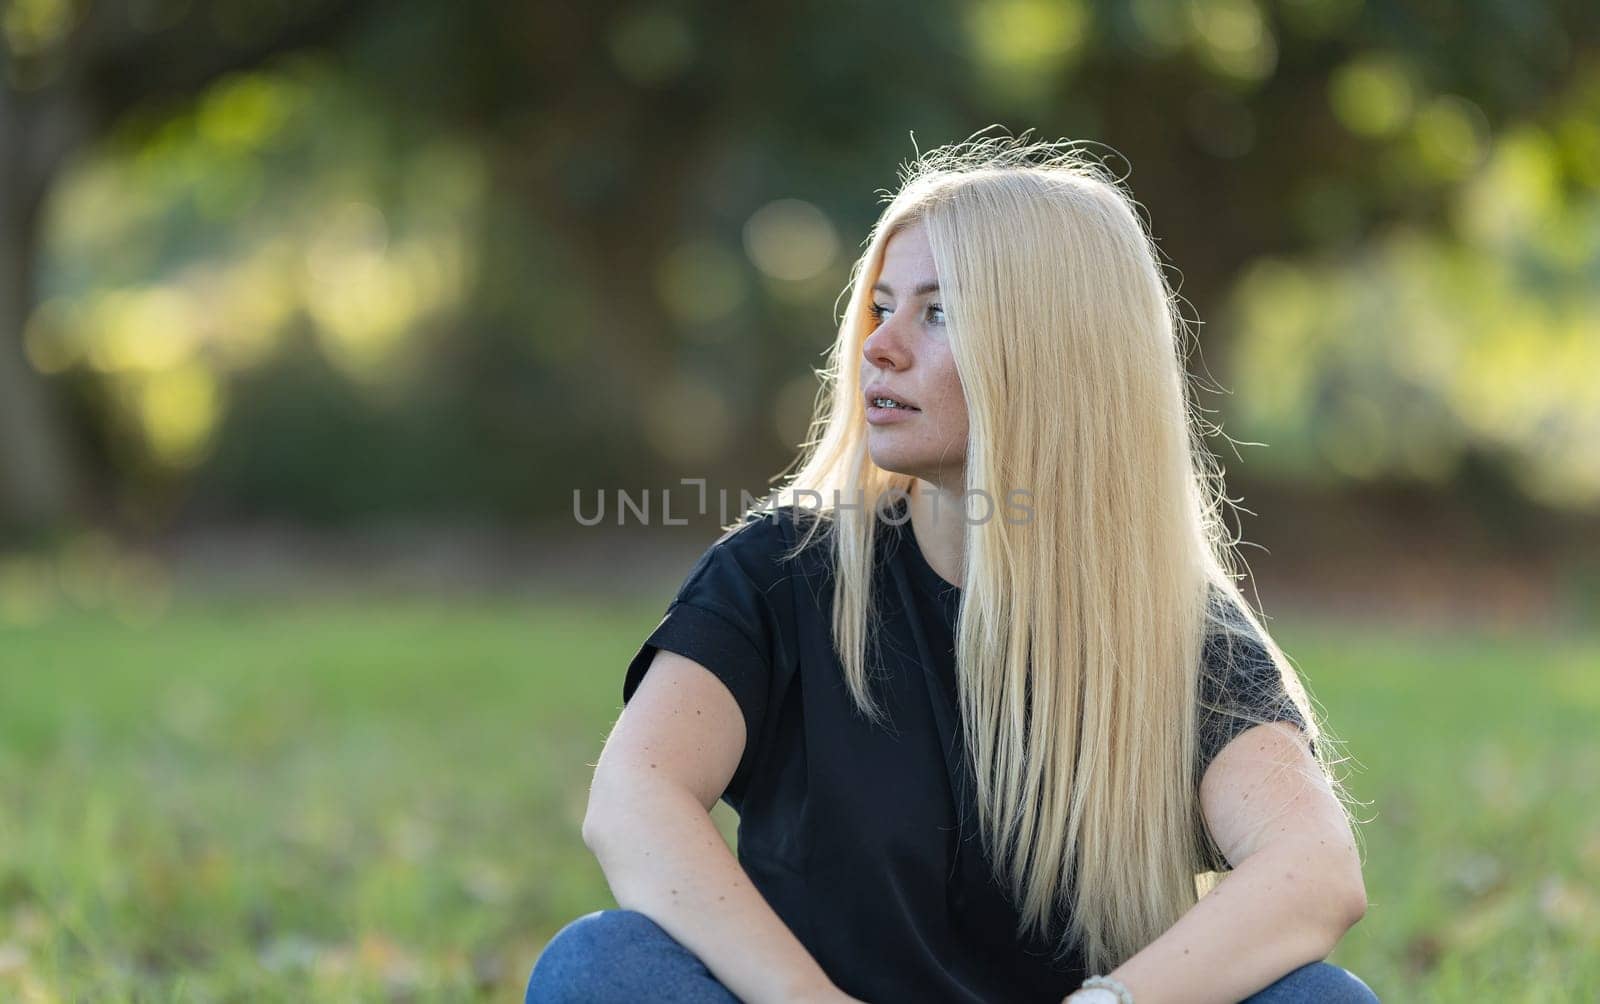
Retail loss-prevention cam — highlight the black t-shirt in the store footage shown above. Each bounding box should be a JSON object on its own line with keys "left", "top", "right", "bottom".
{"left": 622, "top": 500, "right": 1311, "bottom": 1004}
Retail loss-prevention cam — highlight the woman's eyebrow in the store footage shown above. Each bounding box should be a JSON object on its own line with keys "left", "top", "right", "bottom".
{"left": 872, "top": 280, "right": 941, "bottom": 297}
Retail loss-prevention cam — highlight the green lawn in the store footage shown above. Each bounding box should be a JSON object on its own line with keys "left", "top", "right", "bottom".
{"left": 0, "top": 594, "right": 1595, "bottom": 1001}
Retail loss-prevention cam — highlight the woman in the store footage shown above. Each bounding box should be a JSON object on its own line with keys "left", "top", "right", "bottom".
{"left": 528, "top": 134, "right": 1378, "bottom": 1003}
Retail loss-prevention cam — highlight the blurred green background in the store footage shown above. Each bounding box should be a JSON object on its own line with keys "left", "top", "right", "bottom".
{"left": 1, "top": 0, "right": 1597, "bottom": 1000}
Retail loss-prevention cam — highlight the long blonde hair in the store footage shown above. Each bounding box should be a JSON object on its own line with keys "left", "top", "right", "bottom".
{"left": 755, "top": 132, "right": 1358, "bottom": 974}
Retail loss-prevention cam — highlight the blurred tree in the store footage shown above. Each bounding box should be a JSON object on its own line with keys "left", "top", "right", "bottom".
{"left": 0, "top": 0, "right": 377, "bottom": 533}
{"left": 8, "top": 0, "right": 1600, "bottom": 531}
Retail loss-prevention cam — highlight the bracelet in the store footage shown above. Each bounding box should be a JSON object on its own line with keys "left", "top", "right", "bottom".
{"left": 1065, "top": 990, "right": 1118, "bottom": 1004}
{"left": 1080, "top": 974, "right": 1135, "bottom": 1004}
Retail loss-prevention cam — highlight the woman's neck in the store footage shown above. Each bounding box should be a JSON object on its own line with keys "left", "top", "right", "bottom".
{"left": 908, "top": 478, "right": 965, "bottom": 590}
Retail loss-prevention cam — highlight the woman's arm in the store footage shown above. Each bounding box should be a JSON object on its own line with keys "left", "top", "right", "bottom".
{"left": 584, "top": 648, "right": 862, "bottom": 1004}
{"left": 1072, "top": 722, "right": 1367, "bottom": 1004}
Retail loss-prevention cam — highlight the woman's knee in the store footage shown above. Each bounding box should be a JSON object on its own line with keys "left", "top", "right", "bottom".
{"left": 525, "top": 910, "right": 658, "bottom": 1003}
{"left": 524, "top": 908, "right": 736, "bottom": 1004}
{"left": 1242, "top": 960, "right": 1379, "bottom": 1003}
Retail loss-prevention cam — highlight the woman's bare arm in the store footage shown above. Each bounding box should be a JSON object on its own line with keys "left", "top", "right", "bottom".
{"left": 583, "top": 648, "right": 862, "bottom": 1004}
{"left": 1083, "top": 722, "right": 1367, "bottom": 1004}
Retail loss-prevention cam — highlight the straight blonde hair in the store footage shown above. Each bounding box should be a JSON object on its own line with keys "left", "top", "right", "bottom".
{"left": 752, "top": 131, "right": 1358, "bottom": 974}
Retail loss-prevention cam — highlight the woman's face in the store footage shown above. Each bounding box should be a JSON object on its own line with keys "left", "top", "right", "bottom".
{"left": 859, "top": 222, "right": 969, "bottom": 487}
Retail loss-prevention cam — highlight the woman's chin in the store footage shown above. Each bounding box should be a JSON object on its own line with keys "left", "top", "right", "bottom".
{"left": 866, "top": 447, "right": 925, "bottom": 482}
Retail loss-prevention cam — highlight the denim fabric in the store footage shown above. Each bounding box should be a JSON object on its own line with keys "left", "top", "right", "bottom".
{"left": 525, "top": 909, "right": 741, "bottom": 1004}
{"left": 1237, "top": 957, "right": 1380, "bottom": 1002}
{"left": 524, "top": 908, "right": 1380, "bottom": 1004}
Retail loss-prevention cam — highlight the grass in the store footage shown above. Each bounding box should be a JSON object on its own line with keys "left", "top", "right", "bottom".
{"left": 1286, "top": 617, "right": 1600, "bottom": 1000}
{"left": 0, "top": 592, "right": 1595, "bottom": 1001}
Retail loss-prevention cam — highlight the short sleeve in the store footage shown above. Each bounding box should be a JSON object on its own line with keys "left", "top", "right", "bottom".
{"left": 622, "top": 512, "right": 794, "bottom": 806}
{"left": 1195, "top": 625, "right": 1314, "bottom": 777}
{"left": 1193, "top": 601, "right": 1316, "bottom": 871}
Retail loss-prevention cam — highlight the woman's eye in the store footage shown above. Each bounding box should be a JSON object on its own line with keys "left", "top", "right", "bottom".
{"left": 868, "top": 303, "right": 944, "bottom": 324}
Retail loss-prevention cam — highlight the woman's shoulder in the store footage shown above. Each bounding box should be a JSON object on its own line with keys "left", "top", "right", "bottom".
{"left": 699, "top": 503, "right": 829, "bottom": 585}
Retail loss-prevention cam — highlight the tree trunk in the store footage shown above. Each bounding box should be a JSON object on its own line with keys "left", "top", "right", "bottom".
{"left": 0, "top": 83, "right": 84, "bottom": 532}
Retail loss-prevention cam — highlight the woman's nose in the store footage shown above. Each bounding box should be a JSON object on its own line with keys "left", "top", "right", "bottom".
{"left": 862, "top": 315, "right": 909, "bottom": 370}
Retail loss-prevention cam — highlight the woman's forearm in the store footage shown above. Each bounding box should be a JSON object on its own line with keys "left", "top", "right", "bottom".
{"left": 1075, "top": 838, "right": 1366, "bottom": 1004}
{"left": 585, "top": 776, "right": 849, "bottom": 1004}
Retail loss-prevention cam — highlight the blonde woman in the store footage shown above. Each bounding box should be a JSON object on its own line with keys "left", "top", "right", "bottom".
{"left": 527, "top": 134, "right": 1377, "bottom": 1004}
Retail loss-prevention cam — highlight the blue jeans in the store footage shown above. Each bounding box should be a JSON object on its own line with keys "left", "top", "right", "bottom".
{"left": 524, "top": 908, "right": 1380, "bottom": 1003}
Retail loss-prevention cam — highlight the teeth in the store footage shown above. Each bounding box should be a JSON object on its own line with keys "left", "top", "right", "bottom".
{"left": 874, "top": 398, "right": 909, "bottom": 409}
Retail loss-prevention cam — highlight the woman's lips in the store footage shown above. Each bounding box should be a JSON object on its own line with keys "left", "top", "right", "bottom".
{"left": 866, "top": 402, "right": 920, "bottom": 425}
